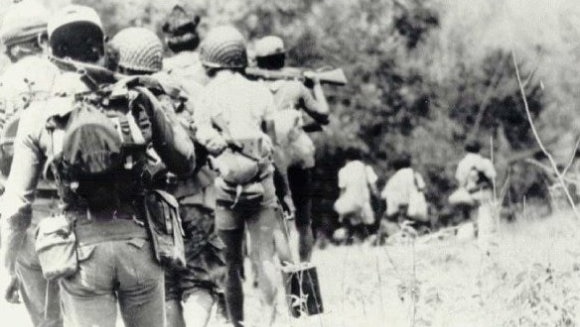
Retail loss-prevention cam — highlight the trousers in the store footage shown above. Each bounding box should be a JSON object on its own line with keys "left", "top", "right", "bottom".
{"left": 58, "top": 219, "right": 165, "bottom": 327}
{"left": 15, "top": 224, "right": 62, "bottom": 327}
{"left": 15, "top": 200, "right": 62, "bottom": 327}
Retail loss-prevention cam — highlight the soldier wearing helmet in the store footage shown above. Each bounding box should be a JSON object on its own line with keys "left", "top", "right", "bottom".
{"left": 254, "top": 35, "right": 330, "bottom": 263}
{"left": 0, "top": 0, "right": 50, "bottom": 63}
{"left": 194, "top": 25, "right": 293, "bottom": 327}
{"left": 1, "top": 6, "right": 195, "bottom": 327}
{"left": 0, "top": 2, "right": 63, "bottom": 326}
{"left": 110, "top": 26, "right": 227, "bottom": 327}
{"left": 162, "top": 5, "right": 208, "bottom": 87}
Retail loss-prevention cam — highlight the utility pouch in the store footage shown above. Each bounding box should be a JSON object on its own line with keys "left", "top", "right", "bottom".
{"left": 35, "top": 214, "right": 78, "bottom": 280}
{"left": 143, "top": 189, "right": 186, "bottom": 269}
{"left": 215, "top": 177, "right": 265, "bottom": 209}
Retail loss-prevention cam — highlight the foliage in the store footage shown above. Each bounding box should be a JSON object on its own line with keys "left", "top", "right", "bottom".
{"left": 3, "top": 0, "right": 580, "bottom": 231}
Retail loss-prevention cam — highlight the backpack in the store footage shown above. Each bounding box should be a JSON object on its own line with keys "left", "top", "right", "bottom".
{"left": 46, "top": 85, "right": 187, "bottom": 269}
{"left": 46, "top": 99, "right": 148, "bottom": 210}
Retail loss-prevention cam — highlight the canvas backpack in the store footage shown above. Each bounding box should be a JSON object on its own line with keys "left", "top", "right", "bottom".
{"left": 44, "top": 85, "right": 187, "bottom": 269}
{"left": 45, "top": 87, "right": 151, "bottom": 211}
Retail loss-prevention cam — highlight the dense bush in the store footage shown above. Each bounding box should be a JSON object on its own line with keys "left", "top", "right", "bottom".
{"left": 4, "top": 0, "right": 580, "bottom": 235}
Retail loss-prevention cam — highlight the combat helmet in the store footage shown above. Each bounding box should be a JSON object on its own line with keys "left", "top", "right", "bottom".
{"left": 0, "top": 0, "right": 49, "bottom": 48}
{"left": 199, "top": 25, "right": 248, "bottom": 69}
{"left": 110, "top": 27, "right": 163, "bottom": 74}
{"left": 162, "top": 5, "right": 201, "bottom": 53}
{"left": 48, "top": 5, "right": 104, "bottom": 63}
{"left": 254, "top": 35, "right": 285, "bottom": 58}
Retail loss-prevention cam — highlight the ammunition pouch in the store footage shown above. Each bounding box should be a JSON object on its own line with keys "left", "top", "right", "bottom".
{"left": 143, "top": 189, "right": 186, "bottom": 269}
{"left": 35, "top": 214, "right": 78, "bottom": 280}
{"left": 215, "top": 176, "right": 266, "bottom": 210}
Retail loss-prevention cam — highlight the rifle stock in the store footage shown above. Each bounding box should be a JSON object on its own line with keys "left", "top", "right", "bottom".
{"left": 49, "top": 56, "right": 121, "bottom": 90}
{"left": 245, "top": 67, "right": 347, "bottom": 86}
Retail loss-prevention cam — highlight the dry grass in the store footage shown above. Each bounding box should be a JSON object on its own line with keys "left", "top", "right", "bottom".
{"left": 3, "top": 212, "right": 580, "bottom": 326}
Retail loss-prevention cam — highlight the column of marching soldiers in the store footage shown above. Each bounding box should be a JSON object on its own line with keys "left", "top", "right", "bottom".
{"left": 0, "top": 2, "right": 333, "bottom": 327}
{"left": 0, "top": 2, "right": 502, "bottom": 327}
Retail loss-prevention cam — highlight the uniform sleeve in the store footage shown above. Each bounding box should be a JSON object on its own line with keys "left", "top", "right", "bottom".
{"left": 193, "top": 89, "right": 224, "bottom": 149}
{"left": 260, "top": 85, "right": 278, "bottom": 145}
{"left": 300, "top": 85, "right": 322, "bottom": 113}
{"left": 133, "top": 87, "right": 196, "bottom": 176}
{"left": 1, "top": 110, "right": 44, "bottom": 274}
{"left": 480, "top": 158, "right": 497, "bottom": 181}
{"left": 366, "top": 165, "right": 378, "bottom": 185}
{"left": 262, "top": 87, "right": 277, "bottom": 122}
{"left": 298, "top": 84, "right": 329, "bottom": 125}
{"left": 455, "top": 158, "right": 469, "bottom": 187}
{"left": 338, "top": 167, "right": 346, "bottom": 189}
{"left": 415, "top": 173, "right": 426, "bottom": 190}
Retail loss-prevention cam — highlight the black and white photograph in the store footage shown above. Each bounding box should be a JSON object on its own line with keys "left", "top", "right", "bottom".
{"left": 0, "top": 0, "right": 579, "bottom": 326}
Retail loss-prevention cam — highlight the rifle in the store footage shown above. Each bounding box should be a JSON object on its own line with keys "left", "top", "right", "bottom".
{"left": 49, "top": 56, "right": 123, "bottom": 91}
{"left": 245, "top": 66, "right": 348, "bottom": 86}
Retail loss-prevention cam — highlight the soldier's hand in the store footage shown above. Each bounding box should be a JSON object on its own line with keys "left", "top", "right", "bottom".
{"left": 206, "top": 136, "right": 228, "bottom": 155}
{"left": 303, "top": 71, "right": 320, "bottom": 88}
{"left": 282, "top": 194, "right": 296, "bottom": 216}
{"left": 3, "top": 274, "right": 19, "bottom": 304}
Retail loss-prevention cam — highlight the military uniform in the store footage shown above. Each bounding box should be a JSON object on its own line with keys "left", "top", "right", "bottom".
{"left": 195, "top": 26, "right": 287, "bottom": 327}
{"left": 164, "top": 51, "right": 209, "bottom": 88}
{"left": 110, "top": 27, "right": 226, "bottom": 327}
{"left": 266, "top": 78, "right": 326, "bottom": 228}
{"left": 1, "top": 7, "right": 196, "bottom": 327}
{"left": 254, "top": 35, "right": 330, "bottom": 261}
{"left": 455, "top": 151, "right": 497, "bottom": 240}
{"left": 0, "top": 2, "right": 63, "bottom": 325}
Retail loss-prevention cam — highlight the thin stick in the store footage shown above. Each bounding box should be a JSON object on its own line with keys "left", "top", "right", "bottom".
{"left": 523, "top": 158, "right": 579, "bottom": 184}
{"left": 511, "top": 51, "right": 580, "bottom": 219}
{"left": 561, "top": 134, "right": 580, "bottom": 177}
{"left": 375, "top": 253, "right": 386, "bottom": 321}
{"left": 410, "top": 237, "right": 417, "bottom": 327}
{"left": 490, "top": 136, "right": 501, "bottom": 234}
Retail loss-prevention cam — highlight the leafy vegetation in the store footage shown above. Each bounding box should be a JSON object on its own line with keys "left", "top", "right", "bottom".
{"left": 3, "top": 0, "right": 579, "bottom": 233}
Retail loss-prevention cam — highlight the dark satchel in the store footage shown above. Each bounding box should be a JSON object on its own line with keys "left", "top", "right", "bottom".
{"left": 143, "top": 189, "right": 186, "bottom": 269}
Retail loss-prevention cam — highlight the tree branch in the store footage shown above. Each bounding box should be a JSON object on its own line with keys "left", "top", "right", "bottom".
{"left": 512, "top": 50, "right": 580, "bottom": 218}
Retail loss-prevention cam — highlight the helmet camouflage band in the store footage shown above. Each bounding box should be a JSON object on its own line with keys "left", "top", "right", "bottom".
{"left": 0, "top": 0, "right": 50, "bottom": 48}
{"left": 199, "top": 25, "right": 248, "bottom": 69}
{"left": 110, "top": 27, "right": 163, "bottom": 73}
{"left": 254, "top": 35, "right": 285, "bottom": 58}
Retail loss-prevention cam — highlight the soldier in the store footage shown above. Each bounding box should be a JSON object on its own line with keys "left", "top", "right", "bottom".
{"left": 162, "top": 4, "right": 208, "bottom": 88}
{"left": 109, "top": 27, "right": 226, "bottom": 327}
{"left": 0, "top": 1, "right": 63, "bottom": 326}
{"left": 454, "top": 139, "right": 497, "bottom": 240}
{"left": 0, "top": 5, "right": 196, "bottom": 327}
{"left": 380, "top": 152, "right": 428, "bottom": 236}
{"left": 334, "top": 148, "right": 378, "bottom": 243}
{"left": 253, "top": 35, "right": 330, "bottom": 262}
{"left": 194, "top": 26, "right": 289, "bottom": 327}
